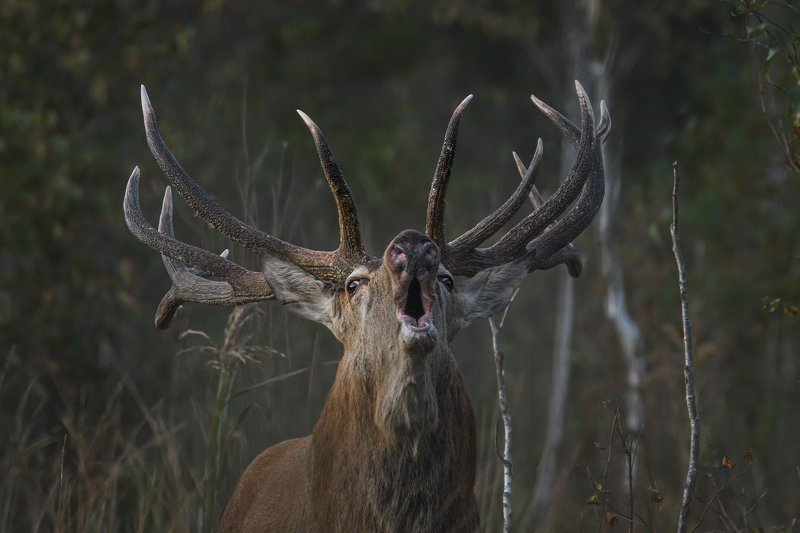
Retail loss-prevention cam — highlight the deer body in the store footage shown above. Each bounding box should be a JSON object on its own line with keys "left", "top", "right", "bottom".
{"left": 221, "top": 367, "right": 478, "bottom": 532}
{"left": 220, "top": 230, "right": 481, "bottom": 531}
{"left": 124, "top": 83, "right": 609, "bottom": 531}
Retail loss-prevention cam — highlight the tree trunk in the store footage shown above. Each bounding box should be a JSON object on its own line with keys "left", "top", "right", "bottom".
{"left": 524, "top": 82, "right": 583, "bottom": 527}
{"left": 592, "top": 61, "right": 646, "bottom": 490}
{"left": 527, "top": 270, "right": 574, "bottom": 525}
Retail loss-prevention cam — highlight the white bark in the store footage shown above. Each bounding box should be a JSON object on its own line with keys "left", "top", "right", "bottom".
{"left": 528, "top": 270, "right": 574, "bottom": 521}
{"left": 525, "top": 113, "right": 581, "bottom": 527}
{"left": 587, "top": 59, "right": 647, "bottom": 515}
{"left": 489, "top": 315, "right": 513, "bottom": 533}
{"left": 592, "top": 59, "right": 646, "bottom": 444}
{"left": 672, "top": 163, "right": 701, "bottom": 533}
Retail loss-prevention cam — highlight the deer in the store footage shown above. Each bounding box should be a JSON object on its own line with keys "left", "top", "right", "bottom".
{"left": 123, "top": 81, "right": 609, "bottom": 532}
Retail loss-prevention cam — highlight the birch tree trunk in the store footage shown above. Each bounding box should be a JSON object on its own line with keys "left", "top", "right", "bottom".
{"left": 525, "top": 0, "right": 603, "bottom": 525}
{"left": 591, "top": 60, "right": 646, "bottom": 486}
{"left": 525, "top": 68, "right": 584, "bottom": 526}
{"left": 527, "top": 269, "right": 574, "bottom": 524}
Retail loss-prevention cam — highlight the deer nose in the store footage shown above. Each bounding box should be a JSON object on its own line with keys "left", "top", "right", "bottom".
{"left": 385, "top": 230, "right": 439, "bottom": 277}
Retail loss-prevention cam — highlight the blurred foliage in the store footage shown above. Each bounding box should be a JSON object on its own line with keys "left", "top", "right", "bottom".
{"left": 726, "top": 0, "right": 800, "bottom": 175}
{"left": 1, "top": 0, "right": 799, "bottom": 531}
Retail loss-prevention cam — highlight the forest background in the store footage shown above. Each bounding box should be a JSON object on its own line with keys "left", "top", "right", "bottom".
{"left": 1, "top": 0, "right": 799, "bottom": 531}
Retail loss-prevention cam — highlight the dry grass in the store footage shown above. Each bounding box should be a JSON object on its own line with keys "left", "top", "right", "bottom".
{"left": 0, "top": 302, "right": 292, "bottom": 533}
{"left": 1, "top": 364, "right": 192, "bottom": 532}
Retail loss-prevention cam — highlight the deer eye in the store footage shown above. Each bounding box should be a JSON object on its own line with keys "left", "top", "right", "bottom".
{"left": 346, "top": 279, "right": 365, "bottom": 295}
{"left": 438, "top": 275, "right": 454, "bottom": 291}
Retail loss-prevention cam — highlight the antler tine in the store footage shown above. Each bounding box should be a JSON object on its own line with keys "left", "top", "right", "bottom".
{"left": 155, "top": 186, "right": 263, "bottom": 329}
{"left": 296, "top": 110, "right": 365, "bottom": 261}
{"left": 530, "top": 93, "right": 580, "bottom": 148}
{"left": 125, "top": 167, "right": 243, "bottom": 278}
{"left": 124, "top": 169, "right": 274, "bottom": 329}
{"left": 512, "top": 152, "right": 582, "bottom": 277}
{"left": 140, "top": 85, "right": 344, "bottom": 281}
{"left": 523, "top": 82, "right": 605, "bottom": 263}
{"left": 481, "top": 82, "right": 595, "bottom": 256}
{"left": 426, "top": 94, "right": 474, "bottom": 246}
{"left": 532, "top": 93, "right": 611, "bottom": 148}
{"left": 526, "top": 91, "right": 611, "bottom": 270}
{"left": 529, "top": 246, "right": 582, "bottom": 276}
{"left": 446, "top": 139, "right": 544, "bottom": 254}
{"left": 524, "top": 145, "right": 604, "bottom": 263}
{"left": 141, "top": 86, "right": 273, "bottom": 252}
{"left": 442, "top": 81, "right": 605, "bottom": 277}
{"left": 159, "top": 187, "right": 234, "bottom": 276}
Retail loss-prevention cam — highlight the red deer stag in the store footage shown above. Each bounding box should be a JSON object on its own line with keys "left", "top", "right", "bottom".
{"left": 124, "top": 82, "right": 609, "bottom": 532}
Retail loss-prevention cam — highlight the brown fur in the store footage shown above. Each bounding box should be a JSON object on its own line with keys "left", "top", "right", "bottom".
{"left": 129, "top": 87, "right": 604, "bottom": 532}
{"left": 308, "top": 354, "right": 478, "bottom": 532}
{"left": 219, "top": 231, "right": 482, "bottom": 532}
{"left": 218, "top": 438, "right": 312, "bottom": 532}
{"left": 219, "top": 361, "right": 479, "bottom": 532}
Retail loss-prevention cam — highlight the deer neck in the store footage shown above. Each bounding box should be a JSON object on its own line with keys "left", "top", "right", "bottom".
{"left": 309, "top": 344, "right": 477, "bottom": 530}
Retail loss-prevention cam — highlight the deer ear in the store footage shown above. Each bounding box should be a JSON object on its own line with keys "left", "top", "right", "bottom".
{"left": 448, "top": 262, "right": 528, "bottom": 335}
{"left": 260, "top": 254, "right": 337, "bottom": 328}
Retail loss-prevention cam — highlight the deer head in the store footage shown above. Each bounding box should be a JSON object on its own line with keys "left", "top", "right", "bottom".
{"left": 124, "top": 82, "right": 608, "bottom": 531}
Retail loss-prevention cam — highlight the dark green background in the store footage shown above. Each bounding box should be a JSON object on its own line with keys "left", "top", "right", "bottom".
{"left": 2, "top": 1, "right": 798, "bottom": 530}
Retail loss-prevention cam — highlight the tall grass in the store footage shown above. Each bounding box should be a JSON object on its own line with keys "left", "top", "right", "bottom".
{"left": 184, "top": 303, "right": 264, "bottom": 530}
{"left": 1, "top": 348, "right": 193, "bottom": 532}
{"left": 0, "top": 300, "right": 320, "bottom": 532}
{"left": 0, "top": 122, "right": 324, "bottom": 532}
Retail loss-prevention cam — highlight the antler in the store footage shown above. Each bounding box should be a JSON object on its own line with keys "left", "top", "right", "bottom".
{"left": 137, "top": 85, "right": 369, "bottom": 282}
{"left": 511, "top": 152, "right": 582, "bottom": 277}
{"left": 126, "top": 86, "right": 374, "bottom": 327}
{"left": 432, "top": 81, "right": 608, "bottom": 277}
{"left": 296, "top": 110, "right": 365, "bottom": 263}
{"left": 124, "top": 170, "right": 274, "bottom": 328}
{"left": 426, "top": 95, "right": 473, "bottom": 247}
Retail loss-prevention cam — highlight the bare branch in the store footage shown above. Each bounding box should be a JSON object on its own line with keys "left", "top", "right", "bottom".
{"left": 672, "top": 162, "right": 701, "bottom": 533}
{"left": 597, "top": 402, "right": 621, "bottom": 533}
{"left": 691, "top": 465, "right": 753, "bottom": 533}
{"left": 489, "top": 310, "right": 515, "bottom": 533}
{"left": 527, "top": 271, "right": 575, "bottom": 524}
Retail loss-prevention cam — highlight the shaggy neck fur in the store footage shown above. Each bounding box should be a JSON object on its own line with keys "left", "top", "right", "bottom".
{"left": 308, "top": 344, "right": 479, "bottom": 532}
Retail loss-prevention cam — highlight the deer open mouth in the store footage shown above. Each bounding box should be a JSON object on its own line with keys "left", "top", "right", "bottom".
{"left": 396, "top": 277, "right": 433, "bottom": 333}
